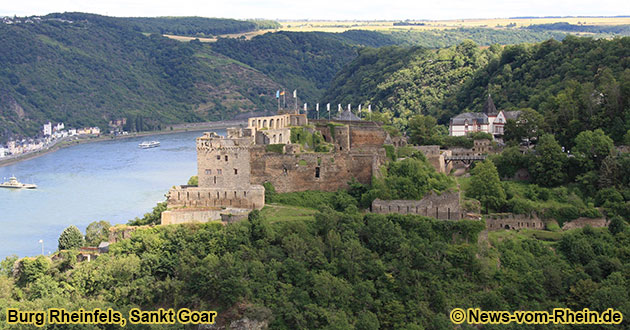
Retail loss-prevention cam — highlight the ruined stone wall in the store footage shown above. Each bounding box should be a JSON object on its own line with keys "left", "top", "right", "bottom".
{"left": 371, "top": 191, "right": 463, "bottom": 220}
{"left": 250, "top": 147, "right": 385, "bottom": 192}
{"left": 311, "top": 120, "right": 388, "bottom": 151}
{"left": 562, "top": 217, "right": 608, "bottom": 230}
{"left": 255, "top": 127, "right": 290, "bottom": 145}
{"left": 166, "top": 186, "right": 265, "bottom": 209}
{"left": 161, "top": 208, "right": 250, "bottom": 225}
{"left": 414, "top": 146, "right": 452, "bottom": 174}
{"left": 485, "top": 213, "right": 545, "bottom": 230}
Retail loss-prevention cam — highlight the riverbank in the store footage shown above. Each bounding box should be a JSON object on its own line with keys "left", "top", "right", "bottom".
{"left": 0, "top": 120, "right": 245, "bottom": 168}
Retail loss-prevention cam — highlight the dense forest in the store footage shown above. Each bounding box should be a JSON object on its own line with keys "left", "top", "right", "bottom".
{"left": 386, "top": 27, "right": 567, "bottom": 48}
{"left": 448, "top": 36, "right": 630, "bottom": 147}
{"left": 2, "top": 179, "right": 629, "bottom": 329}
{"left": 324, "top": 42, "right": 502, "bottom": 126}
{"left": 210, "top": 31, "right": 364, "bottom": 101}
{"left": 122, "top": 16, "right": 281, "bottom": 37}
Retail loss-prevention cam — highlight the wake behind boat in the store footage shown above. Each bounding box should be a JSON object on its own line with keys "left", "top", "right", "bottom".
{"left": 139, "top": 141, "right": 160, "bottom": 149}
{"left": 0, "top": 176, "right": 37, "bottom": 189}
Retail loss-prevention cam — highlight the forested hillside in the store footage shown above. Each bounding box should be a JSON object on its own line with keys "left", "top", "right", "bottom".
{"left": 386, "top": 27, "right": 567, "bottom": 48}
{"left": 210, "top": 31, "right": 366, "bottom": 101}
{"left": 449, "top": 36, "right": 630, "bottom": 146}
{"left": 123, "top": 16, "right": 280, "bottom": 37}
{"left": 0, "top": 13, "right": 284, "bottom": 140}
{"left": 324, "top": 36, "right": 630, "bottom": 139}
{"left": 526, "top": 22, "right": 630, "bottom": 36}
{"left": 2, "top": 195, "right": 629, "bottom": 329}
{"left": 324, "top": 41, "right": 501, "bottom": 126}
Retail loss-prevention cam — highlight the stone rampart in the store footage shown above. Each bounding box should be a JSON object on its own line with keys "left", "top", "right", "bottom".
{"left": 562, "top": 217, "right": 608, "bottom": 230}
{"left": 161, "top": 207, "right": 250, "bottom": 225}
{"left": 250, "top": 148, "right": 384, "bottom": 192}
{"left": 485, "top": 213, "right": 545, "bottom": 230}
{"left": 371, "top": 191, "right": 463, "bottom": 220}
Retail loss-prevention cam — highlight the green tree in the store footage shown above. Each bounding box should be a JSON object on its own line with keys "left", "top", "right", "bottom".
{"left": 187, "top": 175, "right": 198, "bottom": 186}
{"left": 58, "top": 225, "right": 85, "bottom": 250}
{"left": 572, "top": 129, "right": 614, "bottom": 171}
{"left": 530, "top": 134, "right": 567, "bottom": 187}
{"left": 466, "top": 160, "right": 506, "bottom": 212}
{"left": 408, "top": 114, "right": 438, "bottom": 145}
{"left": 84, "top": 221, "right": 111, "bottom": 247}
{"left": 503, "top": 108, "right": 545, "bottom": 145}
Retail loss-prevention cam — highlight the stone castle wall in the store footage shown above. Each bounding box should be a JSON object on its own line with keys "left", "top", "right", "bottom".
{"left": 161, "top": 208, "right": 250, "bottom": 225}
{"left": 250, "top": 147, "right": 385, "bottom": 192}
{"left": 414, "top": 146, "right": 453, "bottom": 174}
{"left": 562, "top": 217, "right": 608, "bottom": 230}
{"left": 485, "top": 213, "right": 545, "bottom": 230}
{"left": 166, "top": 185, "right": 264, "bottom": 209}
{"left": 371, "top": 191, "right": 463, "bottom": 220}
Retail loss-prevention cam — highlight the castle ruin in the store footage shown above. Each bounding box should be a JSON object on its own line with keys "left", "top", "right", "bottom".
{"left": 161, "top": 112, "right": 389, "bottom": 224}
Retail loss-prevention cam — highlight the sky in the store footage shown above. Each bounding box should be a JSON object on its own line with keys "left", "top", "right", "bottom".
{"left": 1, "top": 0, "right": 629, "bottom": 20}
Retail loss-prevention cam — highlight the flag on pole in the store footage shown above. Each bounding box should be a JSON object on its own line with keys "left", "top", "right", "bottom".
{"left": 304, "top": 103, "right": 307, "bottom": 112}
{"left": 276, "top": 90, "right": 280, "bottom": 98}
{"left": 348, "top": 104, "right": 351, "bottom": 111}
{"left": 316, "top": 103, "right": 319, "bottom": 111}
{"left": 358, "top": 104, "right": 362, "bottom": 112}
{"left": 280, "top": 90, "right": 285, "bottom": 96}
{"left": 338, "top": 104, "right": 341, "bottom": 112}
{"left": 293, "top": 90, "right": 297, "bottom": 98}
{"left": 327, "top": 103, "right": 330, "bottom": 111}
{"left": 368, "top": 104, "right": 371, "bottom": 112}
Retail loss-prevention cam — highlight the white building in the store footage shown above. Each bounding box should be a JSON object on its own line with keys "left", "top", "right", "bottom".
{"left": 53, "top": 122, "right": 64, "bottom": 132}
{"left": 0, "top": 147, "right": 6, "bottom": 158}
{"left": 449, "top": 95, "right": 520, "bottom": 140}
{"left": 43, "top": 122, "right": 52, "bottom": 136}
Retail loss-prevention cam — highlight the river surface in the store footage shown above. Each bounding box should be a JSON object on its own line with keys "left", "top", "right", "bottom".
{"left": 0, "top": 130, "right": 223, "bottom": 258}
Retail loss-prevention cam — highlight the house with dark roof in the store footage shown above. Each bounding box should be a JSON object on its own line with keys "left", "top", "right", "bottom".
{"left": 449, "top": 95, "right": 518, "bottom": 141}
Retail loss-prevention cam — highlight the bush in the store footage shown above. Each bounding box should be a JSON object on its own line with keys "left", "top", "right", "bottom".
{"left": 263, "top": 181, "right": 276, "bottom": 203}
{"left": 58, "top": 225, "right": 85, "bottom": 250}
{"left": 187, "top": 175, "right": 198, "bottom": 186}
{"left": 543, "top": 205, "right": 580, "bottom": 226}
{"left": 506, "top": 197, "right": 535, "bottom": 214}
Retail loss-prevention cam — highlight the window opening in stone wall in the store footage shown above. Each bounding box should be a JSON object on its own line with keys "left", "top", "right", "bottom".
{"left": 234, "top": 169, "right": 238, "bottom": 175}
{"left": 225, "top": 155, "right": 228, "bottom": 161}
{"left": 217, "top": 169, "right": 222, "bottom": 175}
{"left": 315, "top": 167, "right": 320, "bottom": 178}
{"left": 216, "top": 155, "right": 221, "bottom": 160}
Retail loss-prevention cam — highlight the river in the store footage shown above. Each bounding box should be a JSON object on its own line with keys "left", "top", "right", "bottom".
{"left": 0, "top": 129, "right": 223, "bottom": 258}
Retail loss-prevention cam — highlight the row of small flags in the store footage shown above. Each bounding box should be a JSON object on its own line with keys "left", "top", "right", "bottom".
{"left": 302, "top": 103, "right": 372, "bottom": 112}
{"left": 276, "top": 89, "right": 372, "bottom": 119}
{"left": 275, "top": 90, "right": 298, "bottom": 98}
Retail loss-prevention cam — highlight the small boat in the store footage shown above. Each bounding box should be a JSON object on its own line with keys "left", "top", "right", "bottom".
{"left": 0, "top": 176, "right": 37, "bottom": 189}
{"left": 139, "top": 141, "right": 160, "bottom": 149}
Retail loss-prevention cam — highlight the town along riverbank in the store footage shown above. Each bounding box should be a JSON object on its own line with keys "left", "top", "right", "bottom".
{"left": 0, "top": 120, "right": 246, "bottom": 168}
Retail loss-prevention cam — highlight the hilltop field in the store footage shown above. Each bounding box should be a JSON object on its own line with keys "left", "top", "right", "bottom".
{"left": 278, "top": 17, "right": 630, "bottom": 33}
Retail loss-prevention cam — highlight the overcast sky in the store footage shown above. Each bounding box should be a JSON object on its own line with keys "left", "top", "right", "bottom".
{"left": 2, "top": 0, "right": 629, "bottom": 20}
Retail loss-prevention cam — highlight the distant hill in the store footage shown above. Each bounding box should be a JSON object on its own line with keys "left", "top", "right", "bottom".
{"left": 526, "top": 22, "right": 630, "bottom": 35}
{"left": 121, "top": 16, "right": 281, "bottom": 37}
{"left": 210, "top": 31, "right": 368, "bottom": 101}
{"left": 0, "top": 13, "right": 284, "bottom": 140}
